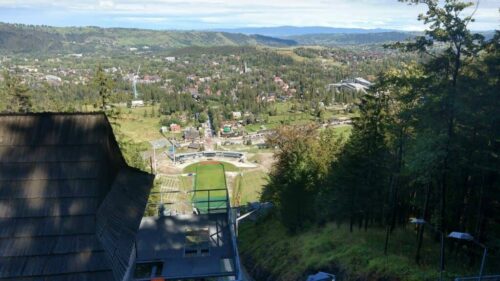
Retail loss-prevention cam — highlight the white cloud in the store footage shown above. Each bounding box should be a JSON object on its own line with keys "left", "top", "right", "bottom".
{"left": 0, "top": 0, "right": 497, "bottom": 30}
{"left": 98, "top": 0, "right": 114, "bottom": 8}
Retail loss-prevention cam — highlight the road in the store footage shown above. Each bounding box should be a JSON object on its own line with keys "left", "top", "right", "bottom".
{"left": 204, "top": 114, "right": 215, "bottom": 151}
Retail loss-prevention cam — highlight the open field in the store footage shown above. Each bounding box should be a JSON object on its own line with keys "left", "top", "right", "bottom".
{"left": 331, "top": 125, "right": 352, "bottom": 136}
{"left": 195, "top": 163, "right": 227, "bottom": 189}
{"left": 184, "top": 161, "right": 239, "bottom": 173}
{"left": 245, "top": 102, "right": 356, "bottom": 133}
{"left": 115, "top": 105, "right": 182, "bottom": 144}
{"left": 234, "top": 170, "right": 268, "bottom": 206}
{"left": 191, "top": 162, "right": 229, "bottom": 212}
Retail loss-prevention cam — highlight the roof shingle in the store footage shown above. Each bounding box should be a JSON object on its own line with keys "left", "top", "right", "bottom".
{"left": 0, "top": 113, "right": 154, "bottom": 281}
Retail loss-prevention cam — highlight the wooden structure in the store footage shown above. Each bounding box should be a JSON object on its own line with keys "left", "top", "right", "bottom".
{"left": 0, "top": 113, "right": 154, "bottom": 281}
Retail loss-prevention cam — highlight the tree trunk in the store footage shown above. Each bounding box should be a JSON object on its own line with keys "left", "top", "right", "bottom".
{"left": 349, "top": 215, "right": 353, "bottom": 233}
{"left": 416, "top": 183, "right": 431, "bottom": 264}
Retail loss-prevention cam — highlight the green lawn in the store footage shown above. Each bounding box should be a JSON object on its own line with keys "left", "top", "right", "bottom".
{"left": 184, "top": 161, "right": 239, "bottom": 173}
{"left": 115, "top": 106, "right": 163, "bottom": 143}
{"left": 115, "top": 105, "right": 183, "bottom": 144}
{"left": 244, "top": 102, "right": 356, "bottom": 133}
{"left": 191, "top": 162, "right": 229, "bottom": 213}
{"left": 195, "top": 163, "right": 227, "bottom": 189}
{"left": 234, "top": 170, "right": 268, "bottom": 205}
{"left": 332, "top": 125, "right": 352, "bottom": 136}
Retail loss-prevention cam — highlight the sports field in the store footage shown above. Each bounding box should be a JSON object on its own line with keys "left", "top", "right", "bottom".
{"left": 184, "top": 161, "right": 239, "bottom": 173}
{"left": 192, "top": 161, "right": 229, "bottom": 213}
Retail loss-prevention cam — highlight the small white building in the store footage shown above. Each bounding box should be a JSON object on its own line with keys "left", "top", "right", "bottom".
{"left": 165, "top": 57, "right": 176, "bottom": 62}
{"left": 131, "top": 100, "right": 145, "bottom": 108}
{"left": 232, "top": 112, "right": 242, "bottom": 120}
{"left": 354, "top": 77, "right": 372, "bottom": 87}
{"left": 45, "top": 75, "right": 62, "bottom": 86}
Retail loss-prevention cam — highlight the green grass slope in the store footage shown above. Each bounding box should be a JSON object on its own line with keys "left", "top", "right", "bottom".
{"left": 184, "top": 161, "right": 239, "bottom": 173}
{"left": 239, "top": 217, "right": 486, "bottom": 281}
{"left": 234, "top": 170, "right": 268, "bottom": 205}
{"left": 191, "top": 162, "right": 229, "bottom": 212}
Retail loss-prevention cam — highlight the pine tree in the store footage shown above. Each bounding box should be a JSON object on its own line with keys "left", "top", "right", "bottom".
{"left": 93, "top": 65, "right": 112, "bottom": 111}
{"left": 2, "top": 70, "right": 31, "bottom": 112}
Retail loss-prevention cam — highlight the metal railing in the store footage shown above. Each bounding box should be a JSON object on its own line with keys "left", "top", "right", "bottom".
{"left": 455, "top": 275, "right": 500, "bottom": 281}
{"left": 189, "top": 188, "right": 230, "bottom": 214}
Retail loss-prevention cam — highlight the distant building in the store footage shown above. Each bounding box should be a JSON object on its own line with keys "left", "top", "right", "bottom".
{"left": 267, "top": 93, "right": 276, "bottom": 103}
{"left": 223, "top": 124, "right": 232, "bottom": 134}
{"left": 328, "top": 77, "right": 372, "bottom": 93}
{"left": 131, "top": 100, "right": 145, "bottom": 107}
{"left": 165, "top": 56, "right": 176, "bottom": 62}
{"left": 354, "top": 77, "right": 373, "bottom": 87}
{"left": 232, "top": 111, "right": 242, "bottom": 120}
{"left": 188, "top": 142, "right": 201, "bottom": 150}
{"left": 199, "top": 77, "right": 212, "bottom": 83}
{"left": 170, "top": 123, "right": 182, "bottom": 133}
{"left": 45, "top": 75, "right": 62, "bottom": 86}
{"left": 138, "top": 75, "right": 161, "bottom": 84}
{"left": 183, "top": 127, "right": 199, "bottom": 141}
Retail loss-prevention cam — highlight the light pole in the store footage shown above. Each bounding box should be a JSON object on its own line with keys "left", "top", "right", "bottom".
{"left": 410, "top": 218, "right": 444, "bottom": 281}
{"left": 448, "top": 232, "right": 488, "bottom": 281}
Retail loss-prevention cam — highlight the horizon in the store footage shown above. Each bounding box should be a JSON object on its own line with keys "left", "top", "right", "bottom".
{"left": 0, "top": 0, "right": 498, "bottom": 32}
{"left": 0, "top": 22, "right": 496, "bottom": 34}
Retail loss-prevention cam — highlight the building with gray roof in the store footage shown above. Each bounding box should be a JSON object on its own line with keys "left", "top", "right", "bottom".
{"left": 0, "top": 113, "right": 154, "bottom": 281}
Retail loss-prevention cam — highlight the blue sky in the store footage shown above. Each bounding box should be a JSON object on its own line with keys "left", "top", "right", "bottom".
{"left": 0, "top": 0, "right": 498, "bottom": 31}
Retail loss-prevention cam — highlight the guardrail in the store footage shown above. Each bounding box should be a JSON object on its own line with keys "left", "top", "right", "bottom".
{"left": 455, "top": 275, "right": 500, "bottom": 281}
{"left": 168, "top": 150, "right": 245, "bottom": 161}
{"left": 189, "top": 188, "right": 230, "bottom": 214}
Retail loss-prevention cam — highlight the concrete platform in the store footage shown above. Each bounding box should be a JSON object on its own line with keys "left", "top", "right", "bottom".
{"left": 135, "top": 214, "right": 237, "bottom": 279}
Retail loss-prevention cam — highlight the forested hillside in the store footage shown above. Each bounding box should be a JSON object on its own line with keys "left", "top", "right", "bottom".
{"left": 0, "top": 22, "right": 296, "bottom": 54}
{"left": 288, "top": 31, "right": 418, "bottom": 46}
{"left": 214, "top": 26, "right": 395, "bottom": 37}
{"left": 244, "top": 1, "right": 500, "bottom": 280}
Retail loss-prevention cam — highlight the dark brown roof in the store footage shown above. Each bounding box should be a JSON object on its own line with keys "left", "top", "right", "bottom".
{"left": 0, "top": 113, "right": 154, "bottom": 281}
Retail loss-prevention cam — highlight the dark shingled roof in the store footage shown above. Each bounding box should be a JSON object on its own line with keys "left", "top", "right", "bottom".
{"left": 0, "top": 113, "right": 154, "bottom": 281}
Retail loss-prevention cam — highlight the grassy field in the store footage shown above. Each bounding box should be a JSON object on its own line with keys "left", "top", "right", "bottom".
{"left": 184, "top": 161, "right": 239, "bottom": 173}
{"left": 195, "top": 163, "right": 227, "bottom": 189}
{"left": 245, "top": 102, "right": 356, "bottom": 133}
{"left": 234, "top": 170, "right": 268, "bottom": 206}
{"left": 115, "top": 105, "right": 182, "bottom": 144}
{"left": 239, "top": 217, "right": 492, "bottom": 281}
{"left": 191, "top": 162, "right": 229, "bottom": 212}
{"left": 331, "top": 125, "right": 352, "bottom": 137}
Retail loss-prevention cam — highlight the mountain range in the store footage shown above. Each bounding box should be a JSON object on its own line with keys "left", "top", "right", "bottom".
{"left": 213, "top": 26, "right": 397, "bottom": 37}
{"left": 4, "top": 22, "right": 487, "bottom": 55}
{"left": 0, "top": 22, "right": 296, "bottom": 54}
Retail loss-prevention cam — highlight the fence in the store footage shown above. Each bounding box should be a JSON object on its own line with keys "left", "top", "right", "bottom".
{"left": 455, "top": 275, "right": 500, "bottom": 281}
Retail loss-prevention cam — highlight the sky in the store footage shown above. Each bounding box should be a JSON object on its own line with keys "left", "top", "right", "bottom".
{"left": 0, "top": 0, "right": 498, "bottom": 31}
